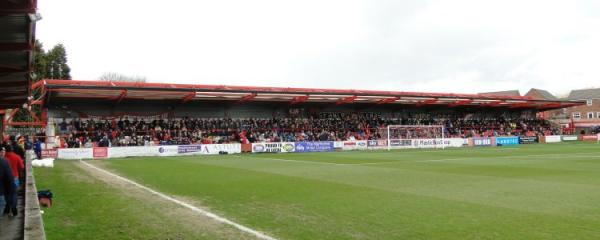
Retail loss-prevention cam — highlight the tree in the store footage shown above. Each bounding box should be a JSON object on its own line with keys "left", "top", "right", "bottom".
{"left": 32, "top": 40, "right": 48, "bottom": 83}
{"left": 11, "top": 41, "right": 72, "bottom": 123}
{"left": 30, "top": 40, "right": 72, "bottom": 82}
{"left": 45, "top": 44, "right": 71, "bottom": 80}
{"left": 99, "top": 72, "right": 146, "bottom": 83}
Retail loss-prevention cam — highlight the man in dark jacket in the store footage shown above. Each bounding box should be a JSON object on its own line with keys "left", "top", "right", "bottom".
{"left": 0, "top": 146, "right": 16, "bottom": 218}
{"left": 34, "top": 138, "right": 43, "bottom": 159}
{"left": 24, "top": 136, "right": 33, "bottom": 151}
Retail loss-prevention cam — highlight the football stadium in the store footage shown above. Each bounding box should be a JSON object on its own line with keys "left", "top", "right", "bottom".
{"left": 3, "top": 1, "right": 600, "bottom": 240}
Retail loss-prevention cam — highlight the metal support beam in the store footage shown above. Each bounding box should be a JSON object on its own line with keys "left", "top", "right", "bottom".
{"left": 448, "top": 100, "right": 473, "bottom": 107}
{"left": 31, "top": 80, "right": 46, "bottom": 90}
{"left": 238, "top": 93, "right": 257, "bottom": 103}
{"left": 376, "top": 97, "right": 399, "bottom": 105}
{"left": 336, "top": 95, "right": 357, "bottom": 105}
{"left": 536, "top": 103, "right": 563, "bottom": 110}
{"left": 4, "top": 122, "right": 45, "bottom": 127}
{"left": 415, "top": 99, "right": 438, "bottom": 107}
{"left": 181, "top": 92, "right": 196, "bottom": 103}
{"left": 290, "top": 95, "right": 309, "bottom": 105}
{"left": 509, "top": 103, "right": 532, "bottom": 108}
{"left": 479, "top": 101, "right": 503, "bottom": 107}
{"left": 113, "top": 90, "right": 127, "bottom": 104}
{"left": 0, "top": 43, "right": 33, "bottom": 52}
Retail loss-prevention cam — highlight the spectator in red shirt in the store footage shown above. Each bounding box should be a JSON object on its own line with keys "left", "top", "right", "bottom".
{"left": 0, "top": 146, "right": 15, "bottom": 218}
{"left": 4, "top": 145, "right": 23, "bottom": 182}
{"left": 2, "top": 145, "right": 20, "bottom": 216}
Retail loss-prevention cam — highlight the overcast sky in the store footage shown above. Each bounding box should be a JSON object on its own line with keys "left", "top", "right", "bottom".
{"left": 36, "top": 0, "right": 600, "bottom": 96}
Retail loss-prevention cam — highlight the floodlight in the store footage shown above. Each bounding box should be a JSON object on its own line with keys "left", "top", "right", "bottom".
{"left": 28, "top": 13, "right": 42, "bottom": 22}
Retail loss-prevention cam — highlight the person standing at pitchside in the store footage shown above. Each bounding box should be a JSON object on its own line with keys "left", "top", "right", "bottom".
{"left": 34, "top": 137, "right": 43, "bottom": 159}
{"left": 0, "top": 147, "right": 15, "bottom": 218}
{"left": 3, "top": 145, "right": 23, "bottom": 216}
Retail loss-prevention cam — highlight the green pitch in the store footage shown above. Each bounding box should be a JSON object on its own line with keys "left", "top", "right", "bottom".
{"left": 36, "top": 142, "right": 600, "bottom": 239}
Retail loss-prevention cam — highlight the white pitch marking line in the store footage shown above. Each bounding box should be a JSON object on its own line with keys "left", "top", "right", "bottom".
{"left": 80, "top": 161, "right": 277, "bottom": 240}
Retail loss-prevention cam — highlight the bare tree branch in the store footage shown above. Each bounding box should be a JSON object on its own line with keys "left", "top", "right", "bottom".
{"left": 99, "top": 72, "right": 147, "bottom": 83}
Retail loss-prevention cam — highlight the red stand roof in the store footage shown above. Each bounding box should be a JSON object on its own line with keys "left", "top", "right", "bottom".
{"left": 39, "top": 79, "right": 584, "bottom": 110}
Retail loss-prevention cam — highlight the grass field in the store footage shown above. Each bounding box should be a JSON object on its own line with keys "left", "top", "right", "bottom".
{"left": 35, "top": 142, "right": 600, "bottom": 239}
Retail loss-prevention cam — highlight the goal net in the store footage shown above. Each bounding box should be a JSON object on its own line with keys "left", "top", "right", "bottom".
{"left": 384, "top": 125, "right": 446, "bottom": 151}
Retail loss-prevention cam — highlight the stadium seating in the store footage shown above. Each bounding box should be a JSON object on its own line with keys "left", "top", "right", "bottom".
{"left": 53, "top": 112, "right": 558, "bottom": 147}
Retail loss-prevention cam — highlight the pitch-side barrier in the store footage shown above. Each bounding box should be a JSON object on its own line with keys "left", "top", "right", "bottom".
{"left": 47, "top": 135, "right": 593, "bottom": 159}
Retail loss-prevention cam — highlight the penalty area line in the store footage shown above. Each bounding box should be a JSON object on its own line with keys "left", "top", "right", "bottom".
{"left": 79, "top": 160, "right": 277, "bottom": 240}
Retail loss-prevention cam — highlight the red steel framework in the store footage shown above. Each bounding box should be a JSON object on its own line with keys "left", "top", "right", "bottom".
{"left": 0, "top": 0, "right": 39, "bottom": 131}
{"left": 2, "top": 79, "right": 586, "bottom": 130}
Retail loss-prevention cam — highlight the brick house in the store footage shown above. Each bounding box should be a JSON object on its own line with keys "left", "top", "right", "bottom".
{"left": 524, "top": 89, "right": 562, "bottom": 120}
{"left": 520, "top": 88, "right": 598, "bottom": 134}
{"left": 563, "top": 88, "right": 600, "bottom": 134}
{"left": 535, "top": 88, "right": 599, "bottom": 134}
{"left": 525, "top": 88, "right": 559, "bottom": 101}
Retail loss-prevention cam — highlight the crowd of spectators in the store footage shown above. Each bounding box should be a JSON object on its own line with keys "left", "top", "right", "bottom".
{"left": 53, "top": 111, "right": 558, "bottom": 148}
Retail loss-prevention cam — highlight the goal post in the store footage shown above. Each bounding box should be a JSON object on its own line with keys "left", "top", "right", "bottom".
{"left": 385, "top": 125, "right": 446, "bottom": 151}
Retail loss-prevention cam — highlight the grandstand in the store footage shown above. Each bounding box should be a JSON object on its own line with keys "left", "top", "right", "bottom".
{"left": 34, "top": 79, "right": 583, "bottom": 149}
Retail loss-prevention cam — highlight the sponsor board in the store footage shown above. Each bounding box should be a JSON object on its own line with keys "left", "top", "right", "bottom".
{"left": 252, "top": 143, "right": 293, "bottom": 153}
{"left": 333, "top": 141, "right": 344, "bottom": 149}
{"left": 178, "top": 145, "right": 203, "bottom": 154}
{"left": 252, "top": 143, "right": 266, "bottom": 153}
{"left": 367, "top": 140, "right": 387, "bottom": 149}
{"left": 342, "top": 141, "right": 368, "bottom": 150}
{"left": 281, "top": 142, "right": 296, "bottom": 153}
{"left": 178, "top": 144, "right": 242, "bottom": 155}
{"left": 582, "top": 135, "right": 598, "bottom": 141}
{"left": 93, "top": 147, "right": 108, "bottom": 158}
{"left": 561, "top": 135, "right": 578, "bottom": 141}
{"left": 342, "top": 141, "right": 357, "bottom": 150}
{"left": 356, "top": 141, "right": 368, "bottom": 149}
{"left": 367, "top": 140, "right": 388, "bottom": 149}
{"left": 157, "top": 146, "right": 179, "bottom": 156}
{"left": 473, "top": 138, "right": 493, "bottom": 146}
{"left": 495, "top": 137, "right": 519, "bottom": 146}
{"left": 57, "top": 144, "right": 244, "bottom": 159}
{"left": 41, "top": 149, "right": 58, "bottom": 158}
{"left": 389, "top": 138, "right": 464, "bottom": 149}
{"left": 200, "top": 144, "right": 242, "bottom": 155}
{"left": 294, "top": 142, "right": 334, "bottom": 152}
{"left": 544, "top": 135, "right": 562, "bottom": 143}
{"left": 412, "top": 138, "right": 464, "bottom": 148}
{"left": 390, "top": 139, "right": 412, "bottom": 147}
{"left": 57, "top": 148, "right": 93, "bottom": 159}
{"left": 108, "top": 144, "right": 243, "bottom": 158}
{"left": 519, "top": 136, "right": 538, "bottom": 144}
{"left": 109, "top": 146, "right": 158, "bottom": 158}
